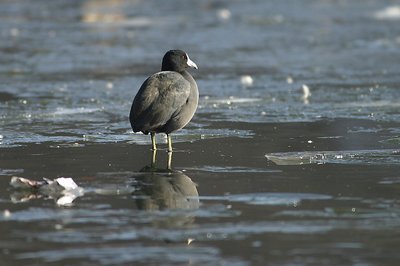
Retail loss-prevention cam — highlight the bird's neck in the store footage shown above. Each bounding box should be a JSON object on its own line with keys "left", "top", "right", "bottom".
{"left": 180, "top": 70, "right": 192, "bottom": 80}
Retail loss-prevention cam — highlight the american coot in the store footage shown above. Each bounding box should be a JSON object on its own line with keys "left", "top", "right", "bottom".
{"left": 129, "top": 50, "right": 198, "bottom": 152}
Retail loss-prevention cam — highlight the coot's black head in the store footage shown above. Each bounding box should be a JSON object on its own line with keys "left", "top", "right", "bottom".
{"left": 161, "top": 50, "right": 198, "bottom": 72}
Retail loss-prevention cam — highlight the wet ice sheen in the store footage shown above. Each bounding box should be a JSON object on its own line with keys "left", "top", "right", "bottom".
{"left": 266, "top": 149, "right": 400, "bottom": 165}
{"left": 185, "top": 166, "right": 281, "bottom": 173}
{"left": 17, "top": 246, "right": 245, "bottom": 266}
{"left": 200, "top": 192, "right": 332, "bottom": 206}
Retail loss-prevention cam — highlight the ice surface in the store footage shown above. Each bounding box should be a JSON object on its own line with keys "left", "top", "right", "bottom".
{"left": 266, "top": 149, "right": 400, "bottom": 165}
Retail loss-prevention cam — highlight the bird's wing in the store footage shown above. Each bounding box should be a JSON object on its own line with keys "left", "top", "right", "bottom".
{"left": 130, "top": 71, "right": 191, "bottom": 132}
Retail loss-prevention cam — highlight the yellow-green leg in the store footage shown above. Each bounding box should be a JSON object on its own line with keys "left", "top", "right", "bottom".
{"left": 151, "top": 148, "right": 157, "bottom": 168}
{"left": 167, "top": 134, "right": 173, "bottom": 152}
{"left": 167, "top": 150, "right": 173, "bottom": 170}
{"left": 151, "top": 132, "right": 157, "bottom": 151}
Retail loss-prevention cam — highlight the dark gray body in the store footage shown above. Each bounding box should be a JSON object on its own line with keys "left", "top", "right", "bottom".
{"left": 130, "top": 70, "right": 198, "bottom": 134}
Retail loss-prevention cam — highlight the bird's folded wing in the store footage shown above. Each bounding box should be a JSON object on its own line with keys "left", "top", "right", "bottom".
{"left": 131, "top": 71, "right": 191, "bottom": 131}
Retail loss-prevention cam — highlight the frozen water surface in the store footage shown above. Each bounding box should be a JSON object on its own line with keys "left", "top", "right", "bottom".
{"left": 1, "top": 0, "right": 400, "bottom": 265}
{"left": 266, "top": 149, "right": 400, "bottom": 165}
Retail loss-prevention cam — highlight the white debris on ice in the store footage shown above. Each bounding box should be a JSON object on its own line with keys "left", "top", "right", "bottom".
{"left": 301, "top": 84, "right": 311, "bottom": 104}
{"left": 240, "top": 75, "right": 254, "bottom": 87}
{"left": 10, "top": 176, "right": 84, "bottom": 206}
{"left": 373, "top": 6, "right": 400, "bottom": 20}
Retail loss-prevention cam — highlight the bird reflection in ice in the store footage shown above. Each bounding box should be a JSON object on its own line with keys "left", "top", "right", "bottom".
{"left": 132, "top": 150, "right": 199, "bottom": 212}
